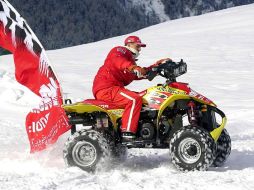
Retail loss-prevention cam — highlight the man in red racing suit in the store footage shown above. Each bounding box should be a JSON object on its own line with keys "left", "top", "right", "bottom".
{"left": 92, "top": 36, "right": 170, "bottom": 141}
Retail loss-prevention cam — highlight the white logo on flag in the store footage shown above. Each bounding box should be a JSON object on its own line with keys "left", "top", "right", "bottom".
{"left": 28, "top": 113, "right": 50, "bottom": 133}
{"left": 38, "top": 77, "right": 59, "bottom": 111}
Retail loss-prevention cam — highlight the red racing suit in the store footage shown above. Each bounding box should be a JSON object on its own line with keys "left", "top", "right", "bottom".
{"left": 92, "top": 46, "right": 143, "bottom": 133}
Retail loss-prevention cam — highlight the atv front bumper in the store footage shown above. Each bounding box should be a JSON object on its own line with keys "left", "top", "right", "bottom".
{"left": 209, "top": 107, "right": 227, "bottom": 142}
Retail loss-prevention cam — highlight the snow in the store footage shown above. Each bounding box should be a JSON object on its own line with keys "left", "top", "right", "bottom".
{"left": 1, "top": 4, "right": 254, "bottom": 190}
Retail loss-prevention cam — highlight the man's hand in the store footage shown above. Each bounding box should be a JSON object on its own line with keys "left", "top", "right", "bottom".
{"left": 128, "top": 65, "right": 147, "bottom": 78}
{"left": 152, "top": 58, "right": 172, "bottom": 67}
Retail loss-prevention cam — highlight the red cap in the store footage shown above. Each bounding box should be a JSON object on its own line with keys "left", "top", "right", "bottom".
{"left": 124, "top": 36, "right": 146, "bottom": 47}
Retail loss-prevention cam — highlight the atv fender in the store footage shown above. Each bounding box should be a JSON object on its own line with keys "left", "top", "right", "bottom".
{"left": 63, "top": 102, "right": 110, "bottom": 113}
{"left": 156, "top": 94, "right": 191, "bottom": 126}
{"left": 63, "top": 103, "right": 118, "bottom": 128}
{"left": 156, "top": 94, "right": 217, "bottom": 126}
{"left": 156, "top": 95, "right": 226, "bottom": 141}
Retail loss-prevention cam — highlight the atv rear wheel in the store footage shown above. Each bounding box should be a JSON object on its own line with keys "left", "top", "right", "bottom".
{"left": 169, "top": 126, "right": 216, "bottom": 171}
{"left": 63, "top": 130, "right": 110, "bottom": 172}
{"left": 212, "top": 129, "right": 231, "bottom": 167}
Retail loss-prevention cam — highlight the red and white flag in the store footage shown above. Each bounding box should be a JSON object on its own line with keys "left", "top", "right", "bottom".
{"left": 0, "top": 0, "right": 71, "bottom": 152}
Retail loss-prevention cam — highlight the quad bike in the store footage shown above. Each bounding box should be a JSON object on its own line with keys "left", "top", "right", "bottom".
{"left": 63, "top": 59, "right": 231, "bottom": 172}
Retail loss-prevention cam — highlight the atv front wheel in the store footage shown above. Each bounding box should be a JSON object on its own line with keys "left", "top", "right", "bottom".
{"left": 212, "top": 129, "right": 231, "bottom": 167}
{"left": 169, "top": 126, "right": 216, "bottom": 171}
{"left": 63, "top": 130, "right": 110, "bottom": 172}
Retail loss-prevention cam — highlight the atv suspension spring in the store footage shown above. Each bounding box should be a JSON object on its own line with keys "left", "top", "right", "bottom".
{"left": 187, "top": 101, "right": 199, "bottom": 126}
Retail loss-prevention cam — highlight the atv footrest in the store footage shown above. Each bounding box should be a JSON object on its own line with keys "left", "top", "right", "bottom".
{"left": 122, "top": 139, "right": 156, "bottom": 148}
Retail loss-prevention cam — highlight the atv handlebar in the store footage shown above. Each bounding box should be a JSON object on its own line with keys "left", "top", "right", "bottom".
{"left": 146, "top": 59, "right": 187, "bottom": 81}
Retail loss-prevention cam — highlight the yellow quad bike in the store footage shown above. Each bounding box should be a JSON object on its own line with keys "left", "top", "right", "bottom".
{"left": 63, "top": 60, "right": 231, "bottom": 172}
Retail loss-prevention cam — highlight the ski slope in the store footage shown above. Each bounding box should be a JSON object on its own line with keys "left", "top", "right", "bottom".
{"left": 1, "top": 4, "right": 254, "bottom": 190}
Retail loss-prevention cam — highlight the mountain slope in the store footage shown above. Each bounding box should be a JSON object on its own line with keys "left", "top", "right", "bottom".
{"left": 0, "top": 4, "right": 254, "bottom": 190}
{"left": 2, "top": 0, "right": 253, "bottom": 50}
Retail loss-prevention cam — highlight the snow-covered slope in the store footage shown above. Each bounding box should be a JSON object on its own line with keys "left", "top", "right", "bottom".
{"left": 0, "top": 4, "right": 254, "bottom": 190}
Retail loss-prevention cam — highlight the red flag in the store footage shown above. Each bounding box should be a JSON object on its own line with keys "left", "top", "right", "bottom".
{"left": 0, "top": 0, "right": 71, "bottom": 152}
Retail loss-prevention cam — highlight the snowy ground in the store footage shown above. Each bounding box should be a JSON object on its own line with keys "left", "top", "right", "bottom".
{"left": 1, "top": 4, "right": 254, "bottom": 190}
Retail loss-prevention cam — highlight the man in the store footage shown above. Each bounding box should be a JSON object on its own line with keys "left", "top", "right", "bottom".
{"left": 92, "top": 36, "right": 169, "bottom": 142}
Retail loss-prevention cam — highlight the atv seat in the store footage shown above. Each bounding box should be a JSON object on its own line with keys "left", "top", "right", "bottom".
{"left": 83, "top": 90, "right": 146, "bottom": 110}
{"left": 82, "top": 99, "right": 122, "bottom": 110}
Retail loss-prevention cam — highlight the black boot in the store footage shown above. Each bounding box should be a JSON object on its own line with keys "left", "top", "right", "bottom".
{"left": 121, "top": 132, "right": 136, "bottom": 143}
